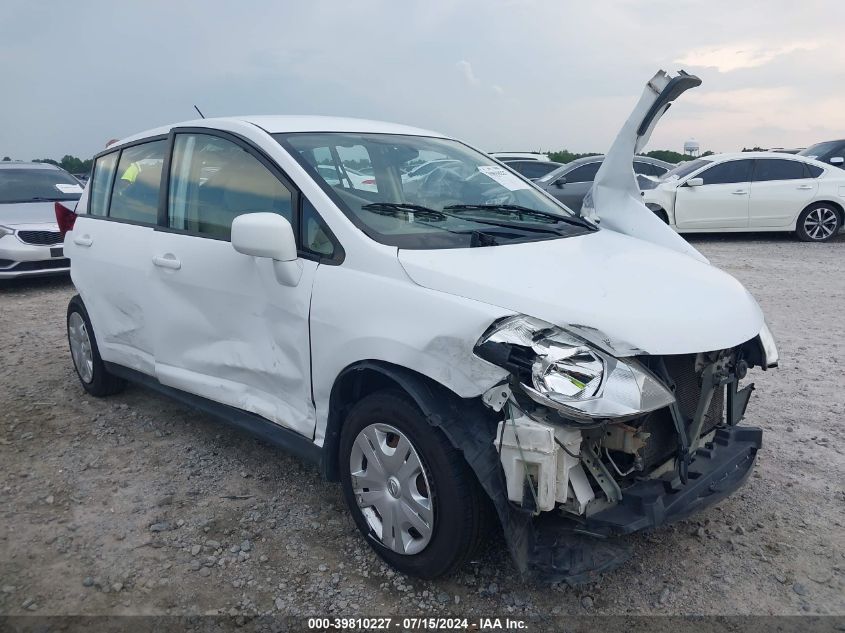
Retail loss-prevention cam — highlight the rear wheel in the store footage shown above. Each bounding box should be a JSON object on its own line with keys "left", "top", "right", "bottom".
{"left": 67, "top": 296, "right": 126, "bottom": 397}
{"left": 339, "top": 389, "right": 487, "bottom": 578}
{"left": 795, "top": 203, "right": 841, "bottom": 242}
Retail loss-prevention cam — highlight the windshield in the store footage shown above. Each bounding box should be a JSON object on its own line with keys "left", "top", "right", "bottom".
{"left": 798, "top": 141, "right": 841, "bottom": 159}
{"left": 275, "top": 133, "right": 594, "bottom": 249}
{"left": 658, "top": 158, "right": 710, "bottom": 181}
{"left": 0, "top": 168, "right": 83, "bottom": 204}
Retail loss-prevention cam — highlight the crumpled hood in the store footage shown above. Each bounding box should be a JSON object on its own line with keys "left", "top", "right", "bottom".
{"left": 398, "top": 230, "right": 764, "bottom": 356}
{"left": 0, "top": 201, "right": 63, "bottom": 226}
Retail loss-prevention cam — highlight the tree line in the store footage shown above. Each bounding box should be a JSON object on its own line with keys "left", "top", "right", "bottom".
{"left": 2, "top": 155, "right": 93, "bottom": 174}
{"left": 547, "top": 149, "right": 713, "bottom": 164}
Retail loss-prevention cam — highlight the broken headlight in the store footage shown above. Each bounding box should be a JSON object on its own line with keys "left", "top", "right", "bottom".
{"left": 474, "top": 315, "right": 675, "bottom": 422}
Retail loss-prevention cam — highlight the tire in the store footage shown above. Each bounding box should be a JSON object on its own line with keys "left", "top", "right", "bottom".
{"left": 653, "top": 208, "right": 670, "bottom": 224}
{"left": 339, "top": 389, "right": 487, "bottom": 578}
{"left": 795, "top": 203, "right": 842, "bottom": 242}
{"left": 66, "top": 295, "right": 126, "bottom": 397}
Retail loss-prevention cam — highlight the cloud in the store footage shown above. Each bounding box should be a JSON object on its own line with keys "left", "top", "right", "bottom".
{"left": 455, "top": 60, "right": 481, "bottom": 86}
{"left": 676, "top": 41, "right": 820, "bottom": 72}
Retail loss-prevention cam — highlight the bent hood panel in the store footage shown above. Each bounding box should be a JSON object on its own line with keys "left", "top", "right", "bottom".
{"left": 398, "top": 231, "right": 764, "bottom": 356}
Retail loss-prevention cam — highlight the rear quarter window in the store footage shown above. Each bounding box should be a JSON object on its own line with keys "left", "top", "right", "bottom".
{"left": 89, "top": 152, "right": 119, "bottom": 216}
{"left": 805, "top": 163, "right": 824, "bottom": 178}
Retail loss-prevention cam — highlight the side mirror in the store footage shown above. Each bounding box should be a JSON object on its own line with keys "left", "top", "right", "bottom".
{"left": 231, "top": 213, "right": 301, "bottom": 286}
{"left": 686, "top": 177, "right": 704, "bottom": 187}
{"left": 830, "top": 156, "right": 844, "bottom": 165}
{"left": 554, "top": 177, "right": 567, "bottom": 188}
{"left": 232, "top": 212, "right": 297, "bottom": 261}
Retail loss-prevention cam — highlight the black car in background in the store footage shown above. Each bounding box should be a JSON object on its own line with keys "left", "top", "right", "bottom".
{"left": 799, "top": 139, "right": 845, "bottom": 169}
{"left": 501, "top": 159, "right": 563, "bottom": 180}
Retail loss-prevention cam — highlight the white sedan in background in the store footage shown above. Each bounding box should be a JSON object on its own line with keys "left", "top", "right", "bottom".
{"left": 641, "top": 152, "right": 845, "bottom": 241}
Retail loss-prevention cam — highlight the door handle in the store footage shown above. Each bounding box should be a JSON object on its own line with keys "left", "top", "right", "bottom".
{"left": 152, "top": 254, "right": 181, "bottom": 270}
{"left": 72, "top": 235, "right": 93, "bottom": 247}
{"left": 796, "top": 185, "right": 813, "bottom": 190}
{"left": 731, "top": 190, "right": 747, "bottom": 195}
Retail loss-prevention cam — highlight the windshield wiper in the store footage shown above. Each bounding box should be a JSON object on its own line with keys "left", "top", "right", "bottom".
{"left": 362, "top": 202, "right": 448, "bottom": 222}
{"left": 444, "top": 204, "right": 596, "bottom": 230}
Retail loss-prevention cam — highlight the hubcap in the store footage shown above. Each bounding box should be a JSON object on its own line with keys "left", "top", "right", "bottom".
{"left": 349, "top": 423, "right": 433, "bottom": 555}
{"left": 68, "top": 312, "right": 94, "bottom": 383}
{"left": 804, "top": 207, "right": 838, "bottom": 240}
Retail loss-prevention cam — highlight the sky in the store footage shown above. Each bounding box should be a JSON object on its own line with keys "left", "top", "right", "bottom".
{"left": 2, "top": 1, "right": 843, "bottom": 161}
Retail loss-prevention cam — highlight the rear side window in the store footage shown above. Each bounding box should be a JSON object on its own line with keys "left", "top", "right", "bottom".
{"left": 109, "top": 140, "right": 166, "bottom": 223}
{"left": 508, "top": 161, "right": 558, "bottom": 179}
{"left": 89, "top": 152, "right": 118, "bottom": 216}
{"left": 633, "top": 161, "right": 653, "bottom": 176}
{"left": 698, "top": 159, "right": 753, "bottom": 185}
{"left": 753, "top": 159, "right": 805, "bottom": 182}
{"left": 564, "top": 162, "right": 601, "bottom": 183}
{"left": 168, "top": 133, "right": 294, "bottom": 240}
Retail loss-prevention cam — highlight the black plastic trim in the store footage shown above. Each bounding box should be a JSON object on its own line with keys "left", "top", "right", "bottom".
{"left": 103, "top": 362, "right": 322, "bottom": 467}
{"left": 584, "top": 425, "right": 762, "bottom": 535}
{"left": 637, "top": 72, "right": 702, "bottom": 137}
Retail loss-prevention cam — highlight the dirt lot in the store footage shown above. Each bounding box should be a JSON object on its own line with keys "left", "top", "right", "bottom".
{"left": 1, "top": 234, "right": 843, "bottom": 620}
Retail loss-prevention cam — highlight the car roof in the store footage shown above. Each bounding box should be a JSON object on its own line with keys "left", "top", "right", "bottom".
{"left": 706, "top": 151, "right": 818, "bottom": 160}
{"left": 700, "top": 151, "right": 830, "bottom": 166}
{"left": 559, "top": 154, "right": 674, "bottom": 169}
{"left": 0, "top": 161, "right": 62, "bottom": 170}
{"left": 112, "top": 115, "right": 448, "bottom": 149}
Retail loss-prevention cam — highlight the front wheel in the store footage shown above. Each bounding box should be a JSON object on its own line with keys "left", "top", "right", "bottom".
{"left": 795, "top": 203, "right": 841, "bottom": 242}
{"left": 339, "top": 390, "right": 487, "bottom": 578}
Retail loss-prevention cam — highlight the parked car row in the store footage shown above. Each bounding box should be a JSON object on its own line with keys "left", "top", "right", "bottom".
{"left": 2, "top": 131, "right": 842, "bottom": 283}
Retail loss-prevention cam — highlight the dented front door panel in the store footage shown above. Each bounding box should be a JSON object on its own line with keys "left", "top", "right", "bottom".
{"left": 150, "top": 231, "right": 318, "bottom": 437}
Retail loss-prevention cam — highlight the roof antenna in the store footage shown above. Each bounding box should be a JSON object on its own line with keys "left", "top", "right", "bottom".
{"left": 193, "top": 105, "right": 206, "bottom": 119}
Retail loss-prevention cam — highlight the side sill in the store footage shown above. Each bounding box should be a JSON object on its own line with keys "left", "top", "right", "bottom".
{"left": 104, "top": 362, "right": 322, "bottom": 468}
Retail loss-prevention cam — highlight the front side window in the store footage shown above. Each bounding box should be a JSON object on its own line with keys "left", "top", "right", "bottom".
{"left": 0, "top": 167, "right": 82, "bottom": 205}
{"left": 89, "top": 152, "right": 118, "bottom": 216}
{"left": 168, "top": 134, "right": 293, "bottom": 240}
{"left": 275, "top": 132, "right": 594, "bottom": 249}
{"left": 564, "top": 162, "right": 601, "bottom": 183}
{"left": 698, "top": 160, "right": 754, "bottom": 185}
{"left": 110, "top": 140, "right": 166, "bottom": 223}
{"left": 301, "top": 198, "right": 335, "bottom": 257}
{"left": 753, "top": 159, "right": 805, "bottom": 182}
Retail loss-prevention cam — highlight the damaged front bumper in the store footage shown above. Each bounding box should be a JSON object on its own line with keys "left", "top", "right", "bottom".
{"left": 584, "top": 424, "right": 762, "bottom": 535}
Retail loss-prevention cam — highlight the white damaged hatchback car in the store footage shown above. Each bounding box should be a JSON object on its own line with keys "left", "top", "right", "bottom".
{"left": 63, "top": 71, "right": 778, "bottom": 582}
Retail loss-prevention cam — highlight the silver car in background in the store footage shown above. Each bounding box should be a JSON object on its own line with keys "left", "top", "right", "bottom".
{"left": 0, "top": 162, "right": 82, "bottom": 279}
{"left": 535, "top": 154, "right": 673, "bottom": 211}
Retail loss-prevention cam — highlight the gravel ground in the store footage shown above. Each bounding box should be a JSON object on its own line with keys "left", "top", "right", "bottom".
{"left": 1, "top": 233, "right": 843, "bottom": 620}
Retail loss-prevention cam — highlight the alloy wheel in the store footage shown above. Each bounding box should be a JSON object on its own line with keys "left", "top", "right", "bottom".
{"left": 803, "top": 207, "right": 839, "bottom": 240}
